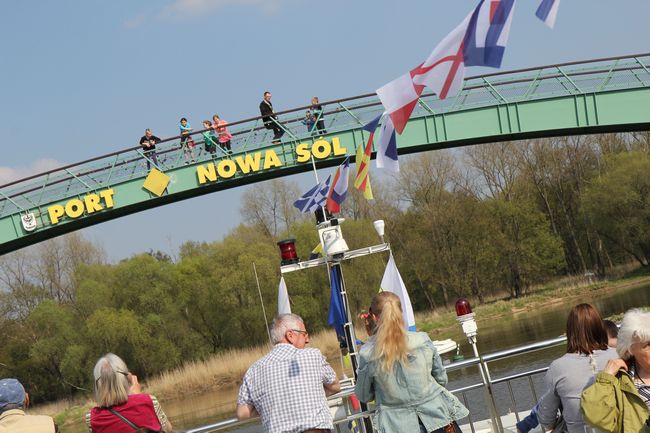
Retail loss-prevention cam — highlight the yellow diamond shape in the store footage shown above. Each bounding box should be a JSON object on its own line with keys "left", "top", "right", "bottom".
{"left": 143, "top": 168, "right": 170, "bottom": 197}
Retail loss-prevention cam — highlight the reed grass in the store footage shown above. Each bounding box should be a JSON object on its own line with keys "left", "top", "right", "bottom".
{"left": 146, "top": 328, "right": 345, "bottom": 401}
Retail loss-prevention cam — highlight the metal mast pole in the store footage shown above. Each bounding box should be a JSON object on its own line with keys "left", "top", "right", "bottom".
{"left": 329, "top": 262, "right": 373, "bottom": 433}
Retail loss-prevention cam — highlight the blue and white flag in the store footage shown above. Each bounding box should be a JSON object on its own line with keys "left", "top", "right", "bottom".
{"left": 277, "top": 276, "right": 291, "bottom": 315}
{"left": 536, "top": 0, "right": 560, "bottom": 29}
{"left": 380, "top": 253, "right": 416, "bottom": 331}
{"left": 293, "top": 175, "right": 331, "bottom": 213}
{"left": 462, "top": 0, "right": 516, "bottom": 68}
{"left": 376, "top": 115, "right": 399, "bottom": 173}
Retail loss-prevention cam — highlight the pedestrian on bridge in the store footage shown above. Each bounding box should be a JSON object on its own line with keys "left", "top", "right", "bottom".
{"left": 310, "top": 96, "right": 326, "bottom": 136}
{"left": 179, "top": 117, "right": 196, "bottom": 164}
{"left": 301, "top": 110, "right": 315, "bottom": 135}
{"left": 202, "top": 120, "right": 219, "bottom": 156}
{"left": 236, "top": 313, "right": 340, "bottom": 433}
{"left": 259, "top": 91, "right": 284, "bottom": 144}
{"left": 138, "top": 128, "right": 160, "bottom": 170}
{"left": 212, "top": 114, "right": 232, "bottom": 153}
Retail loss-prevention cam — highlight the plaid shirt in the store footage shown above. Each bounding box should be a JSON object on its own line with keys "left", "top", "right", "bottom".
{"left": 237, "top": 343, "right": 337, "bottom": 433}
{"left": 630, "top": 361, "right": 650, "bottom": 411}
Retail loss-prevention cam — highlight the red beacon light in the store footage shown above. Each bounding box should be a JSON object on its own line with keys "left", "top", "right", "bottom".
{"left": 455, "top": 297, "right": 477, "bottom": 339}
{"left": 455, "top": 298, "right": 473, "bottom": 317}
{"left": 277, "top": 239, "right": 299, "bottom": 265}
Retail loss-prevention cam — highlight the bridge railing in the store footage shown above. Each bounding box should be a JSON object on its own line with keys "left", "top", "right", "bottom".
{"left": 1, "top": 53, "right": 648, "bottom": 221}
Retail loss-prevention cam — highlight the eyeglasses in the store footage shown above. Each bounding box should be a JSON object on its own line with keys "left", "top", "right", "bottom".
{"left": 290, "top": 329, "right": 309, "bottom": 337}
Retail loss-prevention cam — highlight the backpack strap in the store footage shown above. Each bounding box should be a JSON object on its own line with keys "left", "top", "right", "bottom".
{"left": 108, "top": 407, "right": 140, "bottom": 431}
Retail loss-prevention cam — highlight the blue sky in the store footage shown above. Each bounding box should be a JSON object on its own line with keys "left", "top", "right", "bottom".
{"left": 1, "top": 1, "right": 648, "bottom": 261}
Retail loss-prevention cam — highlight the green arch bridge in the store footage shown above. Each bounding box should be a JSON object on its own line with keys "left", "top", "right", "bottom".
{"left": 1, "top": 53, "right": 649, "bottom": 254}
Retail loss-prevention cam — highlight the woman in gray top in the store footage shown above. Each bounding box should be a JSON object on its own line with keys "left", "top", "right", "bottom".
{"left": 355, "top": 292, "right": 468, "bottom": 433}
{"left": 537, "top": 303, "right": 618, "bottom": 433}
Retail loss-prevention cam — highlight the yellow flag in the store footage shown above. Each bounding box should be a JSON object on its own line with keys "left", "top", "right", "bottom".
{"left": 354, "top": 141, "right": 374, "bottom": 200}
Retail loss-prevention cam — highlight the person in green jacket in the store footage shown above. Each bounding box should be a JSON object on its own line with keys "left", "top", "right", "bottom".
{"left": 581, "top": 308, "right": 650, "bottom": 433}
{"left": 201, "top": 120, "right": 218, "bottom": 157}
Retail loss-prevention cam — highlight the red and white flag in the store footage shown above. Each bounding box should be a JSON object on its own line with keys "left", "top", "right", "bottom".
{"left": 377, "top": 0, "right": 516, "bottom": 135}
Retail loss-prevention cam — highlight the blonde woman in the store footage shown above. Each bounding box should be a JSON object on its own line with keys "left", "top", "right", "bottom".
{"left": 355, "top": 292, "right": 468, "bottom": 433}
{"left": 85, "top": 353, "right": 172, "bottom": 433}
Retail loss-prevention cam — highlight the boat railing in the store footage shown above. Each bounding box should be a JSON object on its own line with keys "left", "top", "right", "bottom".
{"left": 185, "top": 335, "right": 569, "bottom": 433}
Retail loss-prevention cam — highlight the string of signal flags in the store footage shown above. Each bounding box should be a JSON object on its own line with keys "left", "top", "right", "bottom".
{"left": 293, "top": 0, "right": 560, "bottom": 216}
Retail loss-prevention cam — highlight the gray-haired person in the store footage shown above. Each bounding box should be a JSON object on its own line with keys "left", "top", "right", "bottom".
{"left": 85, "top": 353, "right": 172, "bottom": 433}
{"left": 582, "top": 309, "right": 650, "bottom": 433}
{"left": 0, "top": 378, "right": 58, "bottom": 433}
{"left": 236, "top": 313, "right": 341, "bottom": 433}
{"left": 139, "top": 128, "right": 161, "bottom": 170}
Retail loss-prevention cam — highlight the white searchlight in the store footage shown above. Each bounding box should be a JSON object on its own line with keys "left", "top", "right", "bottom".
{"left": 373, "top": 219, "right": 385, "bottom": 243}
{"left": 317, "top": 217, "right": 349, "bottom": 260}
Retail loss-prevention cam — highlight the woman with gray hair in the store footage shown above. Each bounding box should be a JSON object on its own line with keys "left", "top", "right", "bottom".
{"left": 581, "top": 308, "right": 650, "bottom": 433}
{"left": 85, "top": 353, "right": 172, "bottom": 433}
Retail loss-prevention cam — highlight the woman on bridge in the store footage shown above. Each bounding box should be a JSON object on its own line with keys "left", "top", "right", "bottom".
{"left": 355, "top": 291, "right": 468, "bottom": 433}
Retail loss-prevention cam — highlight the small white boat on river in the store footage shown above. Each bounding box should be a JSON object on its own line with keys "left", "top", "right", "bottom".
{"left": 433, "top": 338, "right": 458, "bottom": 355}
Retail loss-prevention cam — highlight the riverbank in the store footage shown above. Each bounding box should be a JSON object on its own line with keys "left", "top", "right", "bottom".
{"left": 35, "top": 268, "right": 650, "bottom": 431}
{"left": 418, "top": 268, "right": 650, "bottom": 337}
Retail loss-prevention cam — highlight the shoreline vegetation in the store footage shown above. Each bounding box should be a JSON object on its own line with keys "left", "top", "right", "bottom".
{"left": 34, "top": 268, "right": 650, "bottom": 431}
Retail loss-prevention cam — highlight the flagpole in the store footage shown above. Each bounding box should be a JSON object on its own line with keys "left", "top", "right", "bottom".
{"left": 310, "top": 153, "right": 329, "bottom": 222}
{"left": 253, "top": 263, "right": 273, "bottom": 348}
{"left": 310, "top": 154, "right": 320, "bottom": 184}
{"left": 330, "top": 262, "right": 373, "bottom": 433}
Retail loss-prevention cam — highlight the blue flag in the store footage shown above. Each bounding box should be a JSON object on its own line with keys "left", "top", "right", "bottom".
{"left": 293, "top": 175, "right": 331, "bottom": 213}
{"left": 328, "top": 266, "right": 347, "bottom": 339}
{"left": 536, "top": 0, "right": 560, "bottom": 29}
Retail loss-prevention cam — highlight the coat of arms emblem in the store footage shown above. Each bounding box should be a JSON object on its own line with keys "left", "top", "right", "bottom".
{"left": 21, "top": 212, "right": 37, "bottom": 232}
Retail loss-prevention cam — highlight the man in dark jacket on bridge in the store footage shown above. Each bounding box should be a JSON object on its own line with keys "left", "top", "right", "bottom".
{"left": 139, "top": 128, "right": 161, "bottom": 170}
{"left": 259, "top": 91, "right": 284, "bottom": 144}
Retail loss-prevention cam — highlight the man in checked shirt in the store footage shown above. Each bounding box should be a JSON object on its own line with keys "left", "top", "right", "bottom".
{"left": 236, "top": 314, "right": 341, "bottom": 433}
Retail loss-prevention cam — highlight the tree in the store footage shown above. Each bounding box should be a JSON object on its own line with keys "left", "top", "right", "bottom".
{"left": 582, "top": 151, "right": 650, "bottom": 266}
{"left": 240, "top": 179, "right": 306, "bottom": 238}
{"left": 466, "top": 142, "right": 564, "bottom": 297}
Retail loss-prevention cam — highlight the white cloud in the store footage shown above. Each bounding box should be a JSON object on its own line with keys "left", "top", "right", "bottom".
{"left": 123, "top": 14, "right": 146, "bottom": 29}
{"left": 0, "top": 159, "right": 64, "bottom": 186}
{"left": 159, "top": 0, "right": 284, "bottom": 19}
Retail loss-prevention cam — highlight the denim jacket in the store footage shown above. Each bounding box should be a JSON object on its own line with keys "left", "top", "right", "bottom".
{"left": 355, "top": 332, "right": 469, "bottom": 433}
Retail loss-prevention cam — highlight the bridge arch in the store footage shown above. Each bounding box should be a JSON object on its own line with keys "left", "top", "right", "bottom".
{"left": 1, "top": 53, "right": 649, "bottom": 254}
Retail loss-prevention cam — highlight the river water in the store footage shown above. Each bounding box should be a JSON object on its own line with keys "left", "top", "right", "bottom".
{"left": 61, "top": 283, "right": 650, "bottom": 433}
